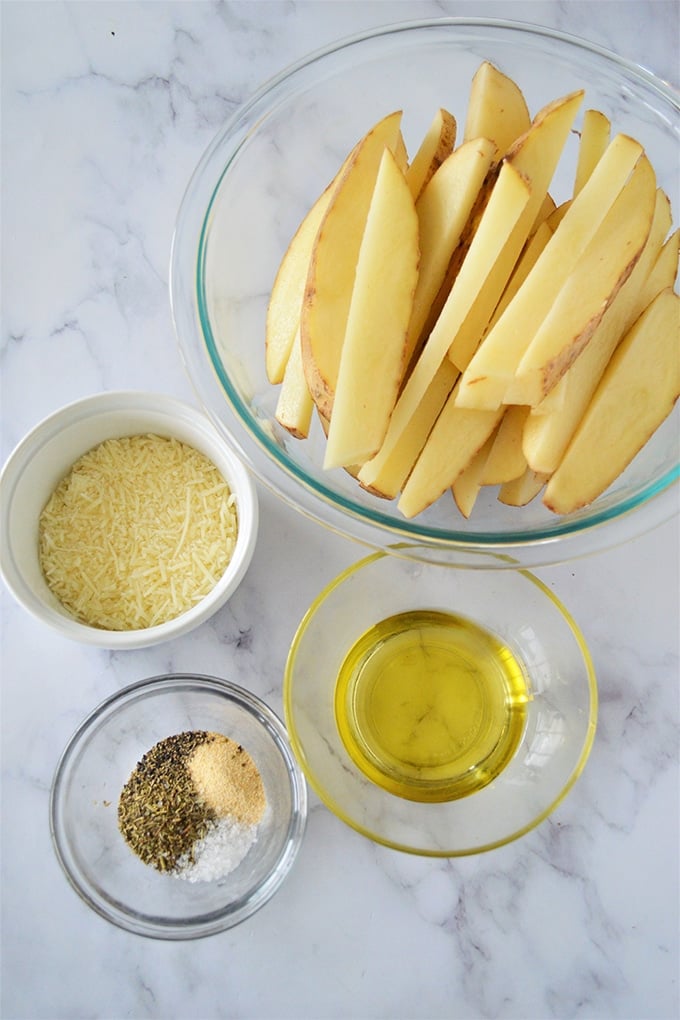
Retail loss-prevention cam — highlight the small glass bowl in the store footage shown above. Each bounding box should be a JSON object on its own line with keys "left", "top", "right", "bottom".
{"left": 284, "top": 551, "right": 597, "bottom": 856}
{"left": 50, "top": 674, "right": 307, "bottom": 939}
{"left": 170, "top": 18, "right": 679, "bottom": 569}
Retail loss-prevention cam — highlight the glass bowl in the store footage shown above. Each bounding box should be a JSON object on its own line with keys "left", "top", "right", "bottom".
{"left": 284, "top": 551, "right": 597, "bottom": 856}
{"left": 50, "top": 674, "right": 307, "bottom": 939}
{"left": 170, "top": 18, "right": 679, "bottom": 569}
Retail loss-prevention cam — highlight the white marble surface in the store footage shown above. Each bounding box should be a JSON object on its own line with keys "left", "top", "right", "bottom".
{"left": 1, "top": 2, "right": 679, "bottom": 1018}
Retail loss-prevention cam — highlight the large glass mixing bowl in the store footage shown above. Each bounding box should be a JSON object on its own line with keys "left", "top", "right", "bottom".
{"left": 170, "top": 19, "right": 679, "bottom": 568}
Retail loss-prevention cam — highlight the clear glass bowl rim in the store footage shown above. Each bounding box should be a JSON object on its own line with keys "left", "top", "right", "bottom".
{"left": 171, "top": 16, "right": 679, "bottom": 568}
{"left": 49, "top": 673, "right": 308, "bottom": 940}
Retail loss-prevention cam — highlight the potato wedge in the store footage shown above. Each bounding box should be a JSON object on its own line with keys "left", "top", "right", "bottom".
{"left": 266, "top": 182, "right": 337, "bottom": 384}
{"left": 361, "top": 160, "right": 530, "bottom": 495}
{"left": 506, "top": 152, "right": 656, "bottom": 406}
{"left": 522, "top": 186, "right": 672, "bottom": 473}
{"left": 484, "top": 221, "right": 553, "bottom": 336}
{"left": 545, "top": 200, "right": 571, "bottom": 231}
{"left": 574, "top": 109, "right": 611, "bottom": 197}
{"left": 267, "top": 120, "right": 407, "bottom": 386}
{"left": 463, "top": 61, "right": 531, "bottom": 154}
{"left": 300, "top": 111, "right": 403, "bottom": 420}
{"left": 481, "top": 404, "right": 530, "bottom": 485}
{"left": 411, "top": 162, "right": 501, "bottom": 363}
{"left": 324, "top": 148, "right": 419, "bottom": 469}
{"left": 544, "top": 288, "right": 680, "bottom": 514}
{"left": 447, "top": 89, "right": 584, "bottom": 370}
{"left": 421, "top": 85, "right": 557, "bottom": 352}
{"left": 357, "top": 359, "right": 459, "bottom": 499}
{"left": 317, "top": 411, "right": 363, "bottom": 479}
{"left": 402, "top": 137, "right": 497, "bottom": 373}
{"left": 451, "top": 430, "right": 498, "bottom": 519}
{"left": 626, "top": 192, "right": 673, "bottom": 321}
{"left": 636, "top": 227, "right": 679, "bottom": 310}
{"left": 398, "top": 380, "right": 504, "bottom": 519}
{"left": 367, "top": 223, "right": 546, "bottom": 497}
{"left": 498, "top": 468, "right": 549, "bottom": 507}
{"left": 274, "top": 326, "right": 313, "bottom": 438}
{"left": 393, "top": 132, "right": 409, "bottom": 174}
{"left": 531, "top": 193, "right": 557, "bottom": 234}
{"left": 405, "top": 107, "right": 457, "bottom": 201}
{"left": 455, "top": 133, "right": 647, "bottom": 409}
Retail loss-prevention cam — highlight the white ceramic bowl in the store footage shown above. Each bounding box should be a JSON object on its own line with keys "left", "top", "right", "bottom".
{"left": 0, "top": 391, "right": 259, "bottom": 648}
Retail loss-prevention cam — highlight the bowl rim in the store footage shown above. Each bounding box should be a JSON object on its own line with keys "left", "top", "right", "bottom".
{"left": 186, "top": 16, "right": 680, "bottom": 151}
{"left": 170, "top": 15, "right": 680, "bottom": 568}
{"left": 283, "top": 549, "right": 598, "bottom": 856}
{"left": 0, "top": 390, "right": 259, "bottom": 648}
{"left": 49, "top": 672, "right": 308, "bottom": 939}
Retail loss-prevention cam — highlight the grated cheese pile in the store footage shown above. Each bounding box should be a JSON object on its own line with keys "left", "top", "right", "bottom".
{"left": 38, "top": 434, "right": 238, "bottom": 631}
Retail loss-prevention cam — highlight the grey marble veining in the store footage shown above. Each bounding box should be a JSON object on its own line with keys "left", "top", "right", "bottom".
{"left": 1, "top": 3, "right": 678, "bottom": 1018}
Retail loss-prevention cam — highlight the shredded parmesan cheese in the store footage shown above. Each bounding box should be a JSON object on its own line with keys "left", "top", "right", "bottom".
{"left": 39, "top": 434, "right": 238, "bottom": 630}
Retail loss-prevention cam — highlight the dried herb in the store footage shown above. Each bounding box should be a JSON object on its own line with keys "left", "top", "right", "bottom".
{"left": 118, "top": 731, "right": 216, "bottom": 872}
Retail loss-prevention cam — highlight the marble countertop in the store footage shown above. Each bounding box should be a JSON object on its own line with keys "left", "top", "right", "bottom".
{"left": 1, "top": 3, "right": 678, "bottom": 1018}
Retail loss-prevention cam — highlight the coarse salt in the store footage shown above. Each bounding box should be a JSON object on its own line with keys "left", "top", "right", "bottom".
{"left": 174, "top": 816, "right": 259, "bottom": 883}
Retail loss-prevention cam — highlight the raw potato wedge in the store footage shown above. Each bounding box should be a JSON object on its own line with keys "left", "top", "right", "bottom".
{"left": 484, "top": 221, "right": 553, "bottom": 336}
{"left": 300, "top": 111, "right": 403, "bottom": 420}
{"left": 574, "top": 109, "right": 611, "bottom": 197}
{"left": 523, "top": 187, "right": 672, "bottom": 473}
{"left": 498, "top": 468, "right": 550, "bottom": 507}
{"left": 481, "top": 404, "right": 530, "bottom": 485}
{"left": 411, "top": 162, "right": 502, "bottom": 361}
{"left": 275, "top": 326, "right": 314, "bottom": 438}
{"left": 266, "top": 137, "right": 366, "bottom": 384}
{"left": 402, "top": 137, "right": 497, "bottom": 373}
{"left": 317, "top": 411, "right": 363, "bottom": 479}
{"left": 455, "top": 133, "right": 647, "bottom": 409}
{"left": 447, "top": 89, "right": 585, "bottom": 370}
{"left": 265, "top": 62, "right": 679, "bottom": 523}
{"left": 398, "top": 379, "right": 505, "bottom": 519}
{"left": 533, "top": 191, "right": 672, "bottom": 418}
{"left": 463, "top": 60, "right": 531, "bottom": 154}
{"left": 361, "top": 161, "right": 531, "bottom": 492}
{"left": 636, "top": 227, "right": 679, "bottom": 309}
{"left": 485, "top": 223, "right": 562, "bottom": 408}
{"left": 505, "top": 152, "right": 656, "bottom": 406}
{"left": 451, "top": 430, "right": 498, "bottom": 518}
{"left": 405, "top": 107, "right": 457, "bottom": 201}
{"left": 544, "top": 288, "right": 680, "bottom": 514}
{"left": 393, "top": 132, "right": 409, "bottom": 174}
{"left": 420, "top": 73, "right": 539, "bottom": 348}
{"left": 417, "top": 72, "right": 535, "bottom": 347}
{"left": 266, "top": 183, "right": 337, "bottom": 384}
{"left": 531, "top": 193, "right": 557, "bottom": 233}
{"left": 357, "top": 359, "right": 460, "bottom": 498}
{"left": 545, "top": 200, "right": 571, "bottom": 232}
{"left": 324, "top": 148, "right": 420, "bottom": 469}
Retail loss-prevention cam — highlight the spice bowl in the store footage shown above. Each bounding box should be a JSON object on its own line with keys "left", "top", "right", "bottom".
{"left": 0, "top": 391, "right": 259, "bottom": 648}
{"left": 284, "top": 550, "right": 597, "bottom": 856}
{"left": 50, "top": 673, "right": 307, "bottom": 939}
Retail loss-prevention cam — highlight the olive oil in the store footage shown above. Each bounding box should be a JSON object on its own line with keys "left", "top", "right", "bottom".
{"left": 334, "top": 610, "right": 531, "bottom": 802}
